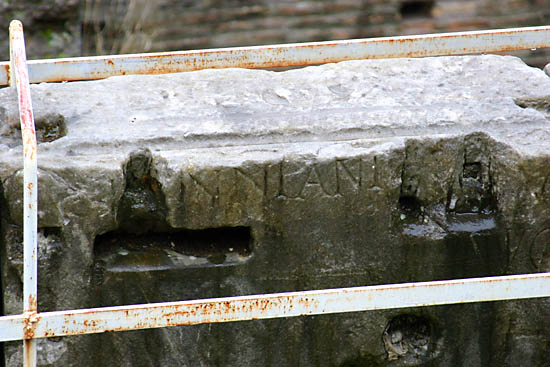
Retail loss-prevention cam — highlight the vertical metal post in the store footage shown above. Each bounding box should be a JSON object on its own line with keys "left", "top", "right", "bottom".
{"left": 9, "top": 20, "right": 38, "bottom": 367}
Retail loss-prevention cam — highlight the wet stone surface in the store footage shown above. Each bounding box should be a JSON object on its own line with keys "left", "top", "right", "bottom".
{"left": 93, "top": 227, "right": 252, "bottom": 274}
{"left": 1, "top": 55, "right": 550, "bottom": 366}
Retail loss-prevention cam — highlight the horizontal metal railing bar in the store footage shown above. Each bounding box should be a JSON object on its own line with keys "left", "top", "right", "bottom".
{"left": 1, "top": 272, "right": 550, "bottom": 342}
{"left": 1, "top": 25, "right": 549, "bottom": 86}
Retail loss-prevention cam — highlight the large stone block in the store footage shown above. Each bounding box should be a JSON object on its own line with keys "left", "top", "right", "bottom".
{"left": 1, "top": 55, "right": 550, "bottom": 366}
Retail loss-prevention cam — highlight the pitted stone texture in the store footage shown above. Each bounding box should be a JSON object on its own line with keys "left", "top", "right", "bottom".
{"left": 1, "top": 56, "right": 550, "bottom": 366}
{"left": 1, "top": 55, "right": 549, "bottom": 157}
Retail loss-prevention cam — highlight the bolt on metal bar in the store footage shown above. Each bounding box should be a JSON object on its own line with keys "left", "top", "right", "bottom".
{"left": 1, "top": 272, "right": 550, "bottom": 342}
{"left": 9, "top": 20, "right": 38, "bottom": 367}
{"left": 0, "top": 25, "right": 549, "bottom": 86}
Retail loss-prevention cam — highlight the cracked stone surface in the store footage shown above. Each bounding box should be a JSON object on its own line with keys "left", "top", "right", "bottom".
{"left": 1, "top": 55, "right": 550, "bottom": 366}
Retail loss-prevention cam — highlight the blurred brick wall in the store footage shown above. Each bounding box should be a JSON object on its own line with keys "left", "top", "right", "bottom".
{"left": 1, "top": 0, "right": 550, "bottom": 67}
{"left": 80, "top": 0, "right": 550, "bottom": 67}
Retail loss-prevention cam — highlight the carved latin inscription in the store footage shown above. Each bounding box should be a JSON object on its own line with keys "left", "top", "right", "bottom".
{"left": 184, "top": 157, "right": 379, "bottom": 203}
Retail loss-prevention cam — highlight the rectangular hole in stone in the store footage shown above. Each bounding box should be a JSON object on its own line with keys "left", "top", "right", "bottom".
{"left": 94, "top": 227, "right": 252, "bottom": 272}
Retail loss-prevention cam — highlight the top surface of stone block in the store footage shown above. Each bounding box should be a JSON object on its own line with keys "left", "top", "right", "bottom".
{"left": 1, "top": 55, "right": 549, "bottom": 167}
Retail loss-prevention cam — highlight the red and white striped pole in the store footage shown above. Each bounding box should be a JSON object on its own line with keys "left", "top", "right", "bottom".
{"left": 9, "top": 20, "right": 38, "bottom": 367}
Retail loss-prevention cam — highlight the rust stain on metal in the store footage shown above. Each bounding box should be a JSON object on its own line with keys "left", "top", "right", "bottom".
{"left": 2, "top": 25, "right": 545, "bottom": 86}
{"left": 23, "top": 313, "right": 38, "bottom": 340}
{"left": 2, "top": 273, "right": 548, "bottom": 341}
{"left": 28, "top": 294, "right": 37, "bottom": 312}
{"left": 23, "top": 339, "right": 34, "bottom": 365}
{"left": 23, "top": 294, "right": 38, "bottom": 340}
{"left": 43, "top": 330, "right": 56, "bottom": 337}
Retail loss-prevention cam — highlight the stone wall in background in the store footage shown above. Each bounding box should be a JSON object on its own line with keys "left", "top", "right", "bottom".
{"left": 0, "top": 0, "right": 549, "bottom": 67}
{"left": 0, "top": 0, "right": 81, "bottom": 59}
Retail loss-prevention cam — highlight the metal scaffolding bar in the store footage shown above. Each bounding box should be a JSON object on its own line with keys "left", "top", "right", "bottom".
{"left": 1, "top": 272, "right": 550, "bottom": 342}
{"left": 0, "top": 25, "right": 549, "bottom": 86}
{"left": 8, "top": 20, "right": 38, "bottom": 367}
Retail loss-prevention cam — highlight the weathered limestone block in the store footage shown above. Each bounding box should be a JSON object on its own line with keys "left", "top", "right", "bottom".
{"left": 1, "top": 55, "right": 550, "bottom": 366}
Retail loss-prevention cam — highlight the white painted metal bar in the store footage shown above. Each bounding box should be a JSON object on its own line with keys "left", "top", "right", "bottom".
{"left": 0, "top": 25, "right": 549, "bottom": 86}
{"left": 1, "top": 272, "right": 550, "bottom": 342}
{"left": 9, "top": 20, "right": 38, "bottom": 367}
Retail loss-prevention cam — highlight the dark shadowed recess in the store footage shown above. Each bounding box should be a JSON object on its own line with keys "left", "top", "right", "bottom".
{"left": 94, "top": 226, "right": 252, "bottom": 262}
{"left": 398, "top": 195, "right": 422, "bottom": 216}
{"left": 383, "top": 314, "right": 434, "bottom": 363}
{"left": 399, "top": 0, "right": 435, "bottom": 19}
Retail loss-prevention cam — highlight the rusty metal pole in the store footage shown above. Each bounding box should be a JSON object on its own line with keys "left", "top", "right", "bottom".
{"left": 9, "top": 20, "right": 38, "bottom": 367}
{"left": 1, "top": 25, "right": 549, "bottom": 85}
